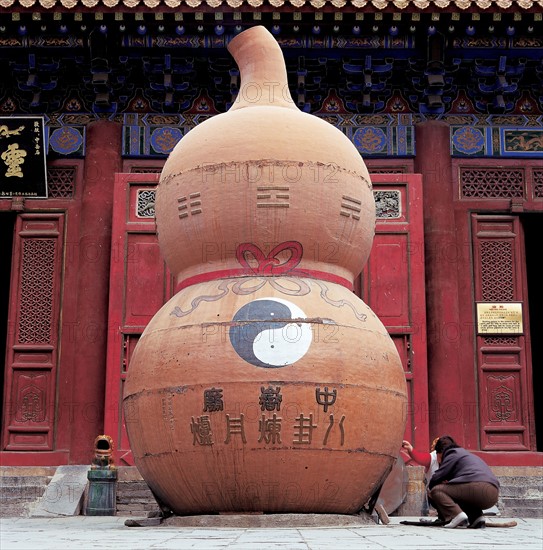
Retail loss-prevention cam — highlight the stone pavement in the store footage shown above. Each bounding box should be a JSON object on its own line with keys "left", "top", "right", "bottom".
{"left": 1, "top": 515, "right": 542, "bottom": 550}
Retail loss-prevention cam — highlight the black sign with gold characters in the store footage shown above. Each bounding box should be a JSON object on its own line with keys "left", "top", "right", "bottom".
{"left": 0, "top": 117, "right": 47, "bottom": 198}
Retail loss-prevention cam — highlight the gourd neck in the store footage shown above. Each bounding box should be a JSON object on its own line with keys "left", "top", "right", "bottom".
{"left": 227, "top": 26, "right": 297, "bottom": 111}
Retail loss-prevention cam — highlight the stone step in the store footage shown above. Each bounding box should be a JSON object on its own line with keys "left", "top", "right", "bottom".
{"left": 499, "top": 486, "right": 543, "bottom": 498}
{"left": 116, "top": 480, "right": 160, "bottom": 517}
{"left": 1, "top": 466, "right": 541, "bottom": 518}
{"left": 494, "top": 468, "right": 543, "bottom": 518}
{"left": 497, "top": 475, "right": 543, "bottom": 485}
{"left": 0, "top": 502, "right": 30, "bottom": 517}
{"left": 0, "top": 469, "right": 54, "bottom": 517}
{"left": 499, "top": 496, "right": 543, "bottom": 507}
{"left": 499, "top": 506, "right": 543, "bottom": 518}
{"left": 0, "top": 485, "right": 47, "bottom": 500}
{"left": 0, "top": 476, "right": 52, "bottom": 487}
{"left": 0, "top": 486, "right": 48, "bottom": 518}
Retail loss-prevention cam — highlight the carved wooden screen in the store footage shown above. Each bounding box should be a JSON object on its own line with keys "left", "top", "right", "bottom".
{"left": 1, "top": 214, "right": 64, "bottom": 451}
{"left": 471, "top": 214, "right": 534, "bottom": 451}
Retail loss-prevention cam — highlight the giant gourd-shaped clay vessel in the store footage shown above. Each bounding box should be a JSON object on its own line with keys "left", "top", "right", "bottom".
{"left": 124, "top": 26, "right": 407, "bottom": 514}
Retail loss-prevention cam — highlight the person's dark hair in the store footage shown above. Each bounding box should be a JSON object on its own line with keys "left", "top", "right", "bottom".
{"left": 434, "top": 435, "right": 459, "bottom": 454}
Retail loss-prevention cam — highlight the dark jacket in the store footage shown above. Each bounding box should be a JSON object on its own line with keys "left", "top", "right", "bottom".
{"left": 428, "top": 447, "right": 500, "bottom": 490}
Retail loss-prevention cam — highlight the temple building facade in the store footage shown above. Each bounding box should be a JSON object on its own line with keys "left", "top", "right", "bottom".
{"left": 0, "top": 0, "right": 541, "bottom": 511}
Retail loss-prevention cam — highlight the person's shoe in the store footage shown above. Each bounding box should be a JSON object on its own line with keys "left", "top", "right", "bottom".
{"left": 444, "top": 512, "right": 469, "bottom": 528}
{"left": 469, "top": 516, "right": 486, "bottom": 529}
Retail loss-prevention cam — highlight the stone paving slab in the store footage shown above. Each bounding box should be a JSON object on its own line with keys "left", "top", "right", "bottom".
{"left": 1, "top": 515, "right": 542, "bottom": 550}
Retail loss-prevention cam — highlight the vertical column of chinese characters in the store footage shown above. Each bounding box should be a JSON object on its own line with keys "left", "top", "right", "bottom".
{"left": 258, "top": 385, "right": 283, "bottom": 444}
{"left": 315, "top": 386, "right": 346, "bottom": 446}
{"left": 34, "top": 120, "right": 41, "bottom": 158}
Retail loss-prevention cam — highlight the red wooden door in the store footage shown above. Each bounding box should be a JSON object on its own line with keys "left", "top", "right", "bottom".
{"left": 105, "top": 173, "right": 428, "bottom": 461}
{"left": 1, "top": 214, "right": 65, "bottom": 452}
{"left": 104, "top": 173, "right": 173, "bottom": 465}
{"left": 358, "top": 174, "right": 429, "bottom": 450}
{"left": 471, "top": 214, "right": 534, "bottom": 451}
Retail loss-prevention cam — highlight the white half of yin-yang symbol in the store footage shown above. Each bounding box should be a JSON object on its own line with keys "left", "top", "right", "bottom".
{"left": 229, "top": 297, "right": 312, "bottom": 368}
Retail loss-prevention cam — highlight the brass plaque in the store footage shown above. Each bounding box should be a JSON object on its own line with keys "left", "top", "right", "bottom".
{"left": 476, "top": 302, "right": 523, "bottom": 335}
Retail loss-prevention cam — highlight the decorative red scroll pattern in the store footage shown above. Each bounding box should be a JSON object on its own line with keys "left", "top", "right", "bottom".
{"left": 176, "top": 241, "right": 353, "bottom": 292}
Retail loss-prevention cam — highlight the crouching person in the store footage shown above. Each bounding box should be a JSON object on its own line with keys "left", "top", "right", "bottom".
{"left": 428, "top": 435, "right": 500, "bottom": 529}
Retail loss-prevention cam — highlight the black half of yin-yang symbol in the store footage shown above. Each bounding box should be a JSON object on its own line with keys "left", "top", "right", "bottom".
{"left": 229, "top": 298, "right": 312, "bottom": 368}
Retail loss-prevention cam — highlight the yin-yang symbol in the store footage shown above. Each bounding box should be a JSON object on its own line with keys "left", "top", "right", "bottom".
{"left": 229, "top": 298, "right": 312, "bottom": 368}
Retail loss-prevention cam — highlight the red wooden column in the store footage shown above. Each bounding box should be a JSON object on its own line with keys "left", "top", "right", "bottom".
{"left": 414, "top": 121, "right": 465, "bottom": 445}
{"left": 70, "top": 120, "right": 122, "bottom": 463}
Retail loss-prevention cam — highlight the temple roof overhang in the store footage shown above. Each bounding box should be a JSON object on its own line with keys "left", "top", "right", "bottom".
{"left": 1, "top": 0, "right": 541, "bottom": 121}
{"left": 1, "top": 0, "right": 542, "bottom": 12}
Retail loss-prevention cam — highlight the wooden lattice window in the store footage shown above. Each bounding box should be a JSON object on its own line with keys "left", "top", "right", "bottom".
{"left": 482, "top": 336, "right": 519, "bottom": 346}
{"left": 18, "top": 238, "right": 56, "bottom": 344}
{"left": 480, "top": 240, "right": 515, "bottom": 301}
{"left": 533, "top": 170, "right": 543, "bottom": 199}
{"left": 130, "top": 167, "right": 162, "bottom": 173}
{"left": 46, "top": 166, "right": 76, "bottom": 198}
{"left": 369, "top": 168, "right": 408, "bottom": 174}
{"left": 460, "top": 167, "right": 525, "bottom": 199}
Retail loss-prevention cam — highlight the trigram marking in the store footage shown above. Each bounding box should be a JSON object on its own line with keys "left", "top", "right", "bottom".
{"left": 257, "top": 186, "right": 290, "bottom": 208}
{"left": 178, "top": 192, "right": 202, "bottom": 219}
{"left": 340, "top": 195, "right": 361, "bottom": 220}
